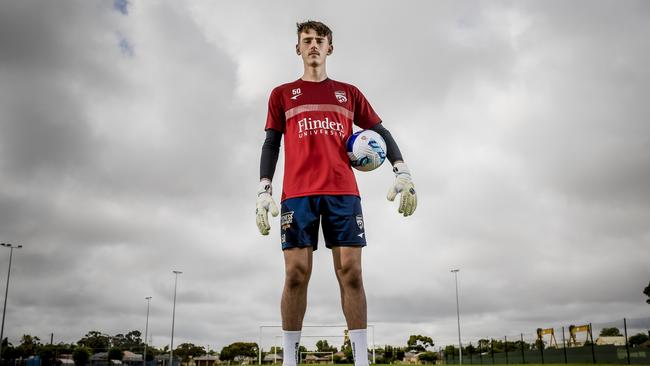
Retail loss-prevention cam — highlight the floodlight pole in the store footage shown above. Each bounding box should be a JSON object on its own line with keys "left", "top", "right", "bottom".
{"left": 144, "top": 296, "right": 152, "bottom": 366}
{"left": 451, "top": 269, "right": 462, "bottom": 365}
{"left": 0, "top": 243, "right": 22, "bottom": 361}
{"left": 170, "top": 271, "right": 182, "bottom": 366}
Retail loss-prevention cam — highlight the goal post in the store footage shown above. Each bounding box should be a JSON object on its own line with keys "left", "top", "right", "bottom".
{"left": 258, "top": 324, "right": 376, "bottom": 365}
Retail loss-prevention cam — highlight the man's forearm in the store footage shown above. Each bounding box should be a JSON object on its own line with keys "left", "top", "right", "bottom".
{"left": 260, "top": 129, "right": 283, "bottom": 181}
{"left": 370, "top": 122, "right": 404, "bottom": 164}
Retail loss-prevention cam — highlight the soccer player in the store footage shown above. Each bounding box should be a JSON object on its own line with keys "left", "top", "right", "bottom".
{"left": 256, "top": 20, "right": 417, "bottom": 366}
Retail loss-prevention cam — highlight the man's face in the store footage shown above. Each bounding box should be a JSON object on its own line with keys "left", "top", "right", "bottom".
{"left": 296, "top": 29, "right": 332, "bottom": 67}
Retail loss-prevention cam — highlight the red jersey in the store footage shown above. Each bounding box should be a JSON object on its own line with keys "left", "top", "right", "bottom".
{"left": 265, "top": 78, "right": 381, "bottom": 201}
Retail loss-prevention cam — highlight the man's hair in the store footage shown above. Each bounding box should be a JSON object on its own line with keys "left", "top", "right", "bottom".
{"left": 296, "top": 20, "right": 333, "bottom": 44}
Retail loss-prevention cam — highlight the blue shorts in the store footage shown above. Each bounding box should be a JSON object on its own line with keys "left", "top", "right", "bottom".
{"left": 280, "top": 195, "right": 366, "bottom": 251}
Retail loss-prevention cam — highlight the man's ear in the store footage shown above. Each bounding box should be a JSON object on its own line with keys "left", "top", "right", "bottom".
{"left": 327, "top": 44, "right": 334, "bottom": 55}
{"left": 296, "top": 44, "right": 301, "bottom": 55}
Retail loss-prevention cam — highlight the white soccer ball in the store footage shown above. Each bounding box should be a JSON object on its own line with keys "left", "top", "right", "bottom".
{"left": 346, "top": 129, "right": 387, "bottom": 172}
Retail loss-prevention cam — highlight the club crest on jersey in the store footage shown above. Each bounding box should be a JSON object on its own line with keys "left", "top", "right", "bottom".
{"left": 281, "top": 211, "right": 294, "bottom": 230}
{"left": 356, "top": 214, "right": 364, "bottom": 230}
{"left": 334, "top": 90, "right": 347, "bottom": 103}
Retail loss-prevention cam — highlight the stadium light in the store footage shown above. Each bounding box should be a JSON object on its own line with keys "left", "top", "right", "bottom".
{"left": 170, "top": 271, "right": 182, "bottom": 366}
{"left": 451, "top": 269, "right": 462, "bottom": 365}
{"left": 0, "top": 243, "right": 22, "bottom": 361}
{"left": 144, "top": 296, "right": 152, "bottom": 366}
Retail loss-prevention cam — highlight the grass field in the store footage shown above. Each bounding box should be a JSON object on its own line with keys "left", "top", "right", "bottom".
{"left": 290, "top": 364, "right": 650, "bottom": 366}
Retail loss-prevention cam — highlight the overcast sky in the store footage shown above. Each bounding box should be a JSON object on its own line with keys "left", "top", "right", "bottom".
{"left": 0, "top": 0, "right": 649, "bottom": 354}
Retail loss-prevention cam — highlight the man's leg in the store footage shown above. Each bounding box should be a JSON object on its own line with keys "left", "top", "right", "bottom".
{"left": 282, "top": 246, "right": 313, "bottom": 366}
{"left": 332, "top": 247, "right": 368, "bottom": 365}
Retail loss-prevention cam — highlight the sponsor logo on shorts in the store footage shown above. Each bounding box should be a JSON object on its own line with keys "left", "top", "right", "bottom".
{"left": 356, "top": 214, "right": 364, "bottom": 230}
{"left": 281, "top": 211, "right": 294, "bottom": 230}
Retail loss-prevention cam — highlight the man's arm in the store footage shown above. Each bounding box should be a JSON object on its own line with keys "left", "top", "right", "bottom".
{"left": 370, "top": 122, "right": 403, "bottom": 164}
{"left": 256, "top": 129, "right": 282, "bottom": 235}
{"left": 260, "top": 129, "right": 283, "bottom": 181}
{"left": 370, "top": 122, "right": 417, "bottom": 217}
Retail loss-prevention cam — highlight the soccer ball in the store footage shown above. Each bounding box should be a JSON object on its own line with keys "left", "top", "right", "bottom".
{"left": 346, "top": 130, "right": 387, "bottom": 171}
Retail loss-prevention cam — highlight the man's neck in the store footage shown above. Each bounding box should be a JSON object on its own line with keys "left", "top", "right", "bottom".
{"left": 301, "top": 65, "right": 328, "bottom": 82}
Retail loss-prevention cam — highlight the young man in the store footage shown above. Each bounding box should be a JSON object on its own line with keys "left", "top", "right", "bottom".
{"left": 256, "top": 21, "right": 417, "bottom": 366}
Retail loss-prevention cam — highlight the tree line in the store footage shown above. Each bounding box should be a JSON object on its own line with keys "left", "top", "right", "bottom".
{"left": 0, "top": 330, "right": 214, "bottom": 366}
{"left": 3, "top": 325, "right": 648, "bottom": 366}
{"left": 0, "top": 332, "right": 441, "bottom": 365}
{"left": 441, "top": 327, "right": 650, "bottom": 358}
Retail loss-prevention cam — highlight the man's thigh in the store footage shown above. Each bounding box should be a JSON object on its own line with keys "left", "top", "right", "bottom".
{"left": 283, "top": 246, "right": 314, "bottom": 275}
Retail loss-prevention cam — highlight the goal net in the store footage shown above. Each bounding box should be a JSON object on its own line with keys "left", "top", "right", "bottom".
{"left": 257, "top": 324, "right": 376, "bottom": 364}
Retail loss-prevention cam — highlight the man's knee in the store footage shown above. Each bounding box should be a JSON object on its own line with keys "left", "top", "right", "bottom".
{"left": 337, "top": 263, "right": 363, "bottom": 290}
{"left": 285, "top": 262, "right": 311, "bottom": 289}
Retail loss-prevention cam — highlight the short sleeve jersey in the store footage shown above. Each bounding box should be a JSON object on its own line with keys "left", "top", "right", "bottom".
{"left": 265, "top": 78, "right": 381, "bottom": 201}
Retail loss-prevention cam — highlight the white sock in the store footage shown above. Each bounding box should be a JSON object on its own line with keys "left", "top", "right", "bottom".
{"left": 349, "top": 329, "right": 369, "bottom": 366}
{"left": 282, "top": 330, "right": 301, "bottom": 366}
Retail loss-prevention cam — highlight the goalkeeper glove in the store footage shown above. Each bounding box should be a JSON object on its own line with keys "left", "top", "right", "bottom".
{"left": 387, "top": 162, "right": 417, "bottom": 217}
{"left": 256, "top": 179, "right": 279, "bottom": 235}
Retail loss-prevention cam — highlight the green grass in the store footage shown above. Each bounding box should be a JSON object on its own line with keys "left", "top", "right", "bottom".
{"left": 292, "top": 364, "right": 650, "bottom": 366}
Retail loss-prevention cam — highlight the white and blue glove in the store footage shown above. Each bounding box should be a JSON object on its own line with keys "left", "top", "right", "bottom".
{"left": 256, "top": 179, "right": 279, "bottom": 235}
{"left": 387, "top": 162, "right": 417, "bottom": 217}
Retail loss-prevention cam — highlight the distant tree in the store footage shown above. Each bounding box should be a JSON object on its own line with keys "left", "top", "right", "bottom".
{"left": 382, "top": 346, "right": 393, "bottom": 360}
{"left": 78, "top": 331, "right": 110, "bottom": 353}
{"left": 298, "top": 345, "right": 308, "bottom": 362}
{"left": 382, "top": 345, "right": 396, "bottom": 363}
{"left": 315, "top": 340, "right": 337, "bottom": 353}
{"left": 38, "top": 344, "right": 58, "bottom": 366}
{"left": 17, "top": 334, "right": 41, "bottom": 358}
{"left": 644, "top": 281, "right": 650, "bottom": 304}
{"left": 513, "top": 340, "right": 531, "bottom": 351}
{"left": 418, "top": 351, "right": 438, "bottom": 364}
{"left": 339, "top": 334, "right": 352, "bottom": 363}
{"left": 73, "top": 346, "right": 92, "bottom": 366}
{"left": 174, "top": 343, "right": 206, "bottom": 362}
{"left": 108, "top": 347, "right": 123, "bottom": 362}
{"left": 56, "top": 343, "right": 75, "bottom": 355}
{"left": 629, "top": 333, "right": 649, "bottom": 347}
{"left": 144, "top": 345, "right": 163, "bottom": 360}
{"left": 396, "top": 348, "right": 405, "bottom": 360}
{"left": 477, "top": 339, "right": 490, "bottom": 352}
{"left": 3, "top": 345, "right": 20, "bottom": 361}
{"left": 111, "top": 330, "right": 143, "bottom": 352}
{"left": 466, "top": 344, "right": 476, "bottom": 355}
{"left": 444, "top": 345, "right": 458, "bottom": 358}
{"left": 407, "top": 335, "right": 434, "bottom": 352}
{"left": 491, "top": 339, "right": 505, "bottom": 353}
{"left": 218, "top": 342, "right": 258, "bottom": 362}
{"left": 600, "top": 328, "right": 622, "bottom": 337}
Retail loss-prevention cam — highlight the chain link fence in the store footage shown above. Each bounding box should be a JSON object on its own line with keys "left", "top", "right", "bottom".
{"left": 443, "top": 317, "right": 650, "bottom": 364}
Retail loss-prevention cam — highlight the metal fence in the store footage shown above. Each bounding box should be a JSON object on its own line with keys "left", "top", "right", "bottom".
{"left": 444, "top": 317, "right": 650, "bottom": 364}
